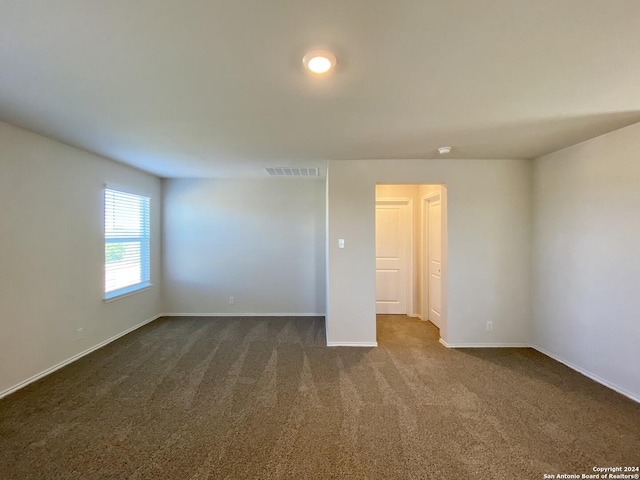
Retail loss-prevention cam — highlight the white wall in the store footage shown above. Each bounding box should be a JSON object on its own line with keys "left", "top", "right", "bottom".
{"left": 0, "top": 122, "right": 162, "bottom": 396}
{"left": 327, "top": 159, "right": 531, "bottom": 346}
{"left": 163, "top": 178, "right": 326, "bottom": 315}
{"left": 532, "top": 122, "right": 640, "bottom": 401}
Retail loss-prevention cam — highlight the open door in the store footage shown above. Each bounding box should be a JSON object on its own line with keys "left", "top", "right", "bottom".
{"left": 427, "top": 195, "right": 442, "bottom": 327}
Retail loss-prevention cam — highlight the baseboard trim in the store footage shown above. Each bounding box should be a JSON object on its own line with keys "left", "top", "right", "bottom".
{"left": 440, "top": 341, "right": 530, "bottom": 348}
{"left": 0, "top": 313, "right": 163, "bottom": 399}
{"left": 327, "top": 342, "right": 378, "bottom": 347}
{"left": 531, "top": 345, "right": 640, "bottom": 404}
{"left": 163, "top": 313, "right": 325, "bottom": 317}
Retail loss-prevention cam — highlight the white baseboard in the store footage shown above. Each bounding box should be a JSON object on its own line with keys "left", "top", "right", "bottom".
{"left": 439, "top": 339, "right": 529, "bottom": 348}
{"left": 0, "top": 313, "right": 163, "bottom": 399}
{"left": 531, "top": 345, "right": 640, "bottom": 404}
{"left": 327, "top": 342, "right": 378, "bottom": 347}
{"left": 163, "top": 313, "right": 325, "bottom": 317}
{"left": 409, "top": 314, "right": 424, "bottom": 320}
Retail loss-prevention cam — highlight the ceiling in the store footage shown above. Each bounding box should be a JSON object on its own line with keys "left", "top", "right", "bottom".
{"left": 1, "top": 0, "right": 639, "bottom": 178}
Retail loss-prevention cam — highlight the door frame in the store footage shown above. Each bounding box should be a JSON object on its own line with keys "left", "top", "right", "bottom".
{"left": 421, "top": 191, "right": 441, "bottom": 324}
{"left": 375, "top": 197, "right": 414, "bottom": 316}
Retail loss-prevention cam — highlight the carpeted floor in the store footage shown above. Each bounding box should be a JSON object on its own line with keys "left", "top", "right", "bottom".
{"left": 1, "top": 315, "right": 638, "bottom": 479}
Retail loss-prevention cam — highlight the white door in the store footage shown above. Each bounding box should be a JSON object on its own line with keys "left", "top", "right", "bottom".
{"left": 428, "top": 199, "right": 442, "bottom": 327}
{"left": 375, "top": 201, "right": 410, "bottom": 314}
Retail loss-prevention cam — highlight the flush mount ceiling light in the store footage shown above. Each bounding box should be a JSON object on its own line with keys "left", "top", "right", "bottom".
{"left": 438, "top": 146, "right": 452, "bottom": 155}
{"left": 303, "top": 50, "right": 336, "bottom": 74}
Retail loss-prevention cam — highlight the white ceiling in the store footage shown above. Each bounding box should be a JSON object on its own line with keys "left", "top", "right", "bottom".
{"left": 1, "top": 0, "right": 639, "bottom": 178}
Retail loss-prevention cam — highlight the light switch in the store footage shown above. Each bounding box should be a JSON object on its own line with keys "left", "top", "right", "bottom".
{"left": 338, "top": 239, "right": 345, "bottom": 248}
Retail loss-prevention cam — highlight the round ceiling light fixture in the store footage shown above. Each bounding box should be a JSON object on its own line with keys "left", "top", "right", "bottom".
{"left": 438, "top": 146, "right": 452, "bottom": 155}
{"left": 303, "top": 50, "right": 337, "bottom": 74}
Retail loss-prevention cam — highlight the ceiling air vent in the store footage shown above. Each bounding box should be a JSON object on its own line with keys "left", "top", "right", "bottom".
{"left": 265, "top": 167, "right": 319, "bottom": 177}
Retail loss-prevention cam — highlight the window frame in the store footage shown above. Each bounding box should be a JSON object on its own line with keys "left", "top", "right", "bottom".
{"left": 103, "top": 184, "right": 152, "bottom": 301}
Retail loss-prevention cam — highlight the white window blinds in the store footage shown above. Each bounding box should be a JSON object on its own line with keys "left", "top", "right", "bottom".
{"left": 104, "top": 188, "right": 151, "bottom": 299}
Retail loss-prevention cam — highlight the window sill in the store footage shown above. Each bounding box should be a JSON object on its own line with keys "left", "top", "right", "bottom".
{"left": 103, "top": 283, "right": 153, "bottom": 303}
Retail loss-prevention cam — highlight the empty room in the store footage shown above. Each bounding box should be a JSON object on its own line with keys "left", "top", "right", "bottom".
{"left": 1, "top": 1, "right": 639, "bottom": 479}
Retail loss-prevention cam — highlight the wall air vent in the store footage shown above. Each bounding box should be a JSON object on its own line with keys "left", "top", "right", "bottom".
{"left": 265, "top": 167, "right": 319, "bottom": 177}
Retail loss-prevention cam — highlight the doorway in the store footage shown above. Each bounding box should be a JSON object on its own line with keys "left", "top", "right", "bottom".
{"left": 375, "top": 184, "right": 447, "bottom": 339}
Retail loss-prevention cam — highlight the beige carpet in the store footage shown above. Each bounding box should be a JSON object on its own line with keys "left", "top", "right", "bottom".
{"left": 1, "top": 315, "right": 638, "bottom": 479}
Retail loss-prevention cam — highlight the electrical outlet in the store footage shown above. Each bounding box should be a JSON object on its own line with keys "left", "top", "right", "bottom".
{"left": 486, "top": 321, "right": 493, "bottom": 331}
{"left": 229, "top": 297, "right": 235, "bottom": 305}
{"left": 76, "top": 327, "right": 84, "bottom": 340}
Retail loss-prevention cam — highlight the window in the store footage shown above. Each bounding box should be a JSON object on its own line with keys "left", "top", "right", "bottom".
{"left": 104, "top": 187, "right": 151, "bottom": 299}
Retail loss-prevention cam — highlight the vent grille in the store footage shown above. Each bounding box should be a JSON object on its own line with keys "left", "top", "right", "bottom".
{"left": 265, "top": 167, "right": 319, "bottom": 177}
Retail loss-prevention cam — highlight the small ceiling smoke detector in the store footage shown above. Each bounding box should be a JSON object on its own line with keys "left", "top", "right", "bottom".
{"left": 303, "top": 50, "right": 336, "bottom": 74}
{"left": 438, "top": 146, "right": 452, "bottom": 155}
